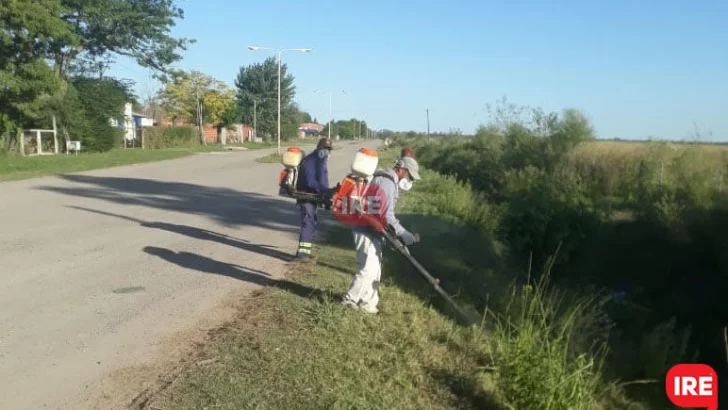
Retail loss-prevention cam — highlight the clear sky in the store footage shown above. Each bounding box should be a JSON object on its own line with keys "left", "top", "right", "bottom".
{"left": 106, "top": 0, "right": 727, "bottom": 140}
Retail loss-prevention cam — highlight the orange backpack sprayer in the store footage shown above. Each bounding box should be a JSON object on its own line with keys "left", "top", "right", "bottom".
{"left": 329, "top": 147, "right": 386, "bottom": 231}
{"left": 276, "top": 145, "right": 477, "bottom": 326}
{"left": 278, "top": 147, "right": 304, "bottom": 197}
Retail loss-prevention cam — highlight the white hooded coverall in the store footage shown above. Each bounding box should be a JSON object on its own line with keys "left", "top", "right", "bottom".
{"left": 343, "top": 168, "right": 409, "bottom": 312}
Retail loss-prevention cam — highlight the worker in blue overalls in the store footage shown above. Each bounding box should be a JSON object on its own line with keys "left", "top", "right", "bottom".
{"left": 294, "top": 137, "right": 332, "bottom": 261}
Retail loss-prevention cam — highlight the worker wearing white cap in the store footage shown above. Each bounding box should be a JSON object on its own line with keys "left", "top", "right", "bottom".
{"left": 342, "top": 156, "right": 421, "bottom": 314}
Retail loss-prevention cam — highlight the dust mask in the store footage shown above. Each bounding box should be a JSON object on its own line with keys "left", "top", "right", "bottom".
{"left": 318, "top": 149, "right": 328, "bottom": 160}
{"left": 398, "top": 178, "right": 413, "bottom": 191}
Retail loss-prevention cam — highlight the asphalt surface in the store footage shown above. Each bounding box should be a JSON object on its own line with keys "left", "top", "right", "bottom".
{"left": 0, "top": 140, "right": 380, "bottom": 410}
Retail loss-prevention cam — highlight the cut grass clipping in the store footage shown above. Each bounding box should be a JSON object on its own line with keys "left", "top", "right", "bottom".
{"left": 144, "top": 145, "right": 648, "bottom": 410}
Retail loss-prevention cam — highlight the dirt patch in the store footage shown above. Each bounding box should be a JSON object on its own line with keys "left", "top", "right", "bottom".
{"left": 81, "top": 232, "right": 327, "bottom": 409}
{"left": 80, "top": 285, "right": 281, "bottom": 410}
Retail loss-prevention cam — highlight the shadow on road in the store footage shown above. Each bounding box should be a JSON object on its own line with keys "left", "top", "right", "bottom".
{"left": 67, "top": 206, "right": 295, "bottom": 262}
{"left": 143, "top": 246, "right": 324, "bottom": 300}
{"left": 36, "top": 174, "right": 301, "bottom": 233}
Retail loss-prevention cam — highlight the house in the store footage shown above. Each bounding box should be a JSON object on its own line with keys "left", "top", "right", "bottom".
{"left": 109, "top": 103, "right": 153, "bottom": 146}
{"left": 298, "top": 122, "right": 324, "bottom": 138}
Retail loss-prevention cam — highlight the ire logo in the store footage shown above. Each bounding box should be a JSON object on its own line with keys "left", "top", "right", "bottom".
{"left": 666, "top": 364, "right": 718, "bottom": 410}
{"left": 332, "top": 183, "right": 389, "bottom": 229}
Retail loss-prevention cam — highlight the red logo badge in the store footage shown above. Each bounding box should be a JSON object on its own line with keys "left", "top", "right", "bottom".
{"left": 666, "top": 364, "right": 718, "bottom": 410}
{"left": 331, "top": 178, "right": 389, "bottom": 231}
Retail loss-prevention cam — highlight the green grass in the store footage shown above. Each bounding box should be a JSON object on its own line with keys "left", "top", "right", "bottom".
{"left": 0, "top": 148, "right": 194, "bottom": 182}
{"left": 140, "top": 144, "right": 650, "bottom": 410}
{"left": 144, "top": 242, "right": 502, "bottom": 410}
{"left": 256, "top": 153, "right": 282, "bottom": 163}
{"left": 0, "top": 142, "right": 288, "bottom": 182}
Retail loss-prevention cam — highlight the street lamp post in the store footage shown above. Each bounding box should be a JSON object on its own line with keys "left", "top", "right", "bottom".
{"left": 314, "top": 89, "right": 346, "bottom": 140}
{"left": 248, "top": 45, "right": 312, "bottom": 154}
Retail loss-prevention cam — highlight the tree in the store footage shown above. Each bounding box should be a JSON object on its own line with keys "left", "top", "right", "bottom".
{"left": 1, "top": 0, "right": 191, "bottom": 79}
{"left": 70, "top": 76, "right": 137, "bottom": 151}
{"left": 219, "top": 104, "right": 241, "bottom": 129}
{"left": 53, "top": 0, "right": 193, "bottom": 78}
{"left": 202, "top": 82, "right": 236, "bottom": 127}
{"left": 281, "top": 102, "right": 314, "bottom": 141}
{"left": 234, "top": 56, "right": 295, "bottom": 141}
{"left": 0, "top": 0, "right": 76, "bottom": 69}
{"left": 157, "top": 72, "right": 189, "bottom": 126}
{"left": 321, "top": 118, "right": 369, "bottom": 140}
{"left": 158, "top": 70, "right": 235, "bottom": 129}
{"left": 1, "top": 0, "right": 191, "bottom": 149}
{"left": 0, "top": 0, "right": 72, "bottom": 133}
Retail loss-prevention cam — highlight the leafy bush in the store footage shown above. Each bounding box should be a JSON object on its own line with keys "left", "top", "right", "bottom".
{"left": 71, "top": 76, "right": 132, "bottom": 151}
{"left": 500, "top": 164, "right": 602, "bottom": 268}
{"left": 143, "top": 126, "right": 198, "bottom": 149}
{"left": 383, "top": 97, "right": 728, "bottom": 407}
{"left": 401, "top": 167, "right": 504, "bottom": 235}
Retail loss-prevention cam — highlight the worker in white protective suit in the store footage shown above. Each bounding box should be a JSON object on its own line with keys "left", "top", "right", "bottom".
{"left": 341, "top": 156, "right": 421, "bottom": 314}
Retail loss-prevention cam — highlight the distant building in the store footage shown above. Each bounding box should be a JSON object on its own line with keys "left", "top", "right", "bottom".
{"left": 108, "top": 103, "right": 153, "bottom": 145}
{"left": 298, "top": 122, "right": 324, "bottom": 138}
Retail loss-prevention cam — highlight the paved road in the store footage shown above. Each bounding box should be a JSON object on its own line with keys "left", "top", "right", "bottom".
{"left": 0, "top": 140, "right": 380, "bottom": 410}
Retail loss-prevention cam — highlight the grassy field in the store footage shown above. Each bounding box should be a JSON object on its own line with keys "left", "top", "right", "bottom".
{"left": 0, "top": 142, "right": 287, "bottom": 182}
{"left": 143, "top": 145, "right": 503, "bottom": 410}
{"left": 140, "top": 143, "right": 651, "bottom": 410}
{"left": 144, "top": 240, "right": 500, "bottom": 410}
{"left": 0, "top": 148, "right": 192, "bottom": 182}
{"left": 124, "top": 132, "right": 728, "bottom": 409}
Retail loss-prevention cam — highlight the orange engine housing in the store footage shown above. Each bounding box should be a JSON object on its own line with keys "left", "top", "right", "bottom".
{"left": 279, "top": 169, "right": 288, "bottom": 186}
{"left": 330, "top": 176, "right": 357, "bottom": 213}
{"left": 330, "top": 175, "right": 386, "bottom": 232}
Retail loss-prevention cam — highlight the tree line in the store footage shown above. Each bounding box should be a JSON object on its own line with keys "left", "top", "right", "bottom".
{"left": 153, "top": 56, "right": 373, "bottom": 142}
{"left": 1, "top": 0, "right": 370, "bottom": 154}
{"left": 0, "top": 0, "right": 191, "bottom": 152}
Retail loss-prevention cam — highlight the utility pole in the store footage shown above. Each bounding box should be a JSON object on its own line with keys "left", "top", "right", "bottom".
{"left": 248, "top": 46, "right": 312, "bottom": 154}
{"left": 253, "top": 99, "right": 257, "bottom": 142}
{"left": 196, "top": 87, "right": 205, "bottom": 145}
{"left": 314, "top": 88, "right": 345, "bottom": 140}
{"left": 426, "top": 108, "right": 430, "bottom": 136}
{"left": 276, "top": 50, "right": 282, "bottom": 153}
{"left": 329, "top": 92, "right": 332, "bottom": 139}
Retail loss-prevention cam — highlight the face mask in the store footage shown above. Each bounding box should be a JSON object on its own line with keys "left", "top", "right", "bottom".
{"left": 318, "top": 149, "right": 328, "bottom": 160}
{"left": 398, "top": 178, "right": 413, "bottom": 191}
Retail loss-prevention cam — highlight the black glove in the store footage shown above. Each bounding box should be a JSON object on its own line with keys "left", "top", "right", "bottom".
{"left": 399, "top": 231, "right": 419, "bottom": 246}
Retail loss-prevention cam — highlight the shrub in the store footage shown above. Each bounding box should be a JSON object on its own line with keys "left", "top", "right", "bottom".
{"left": 71, "top": 76, "right": 133, "bottom": 152}
{"left": 401, "top": 168, "right": 504, "bottom": 235}
{"left": 386, "top": 99, "right": 728, "bottom": 408}
{"left": 143, "top": 126, "right": 198, "bottom": 149}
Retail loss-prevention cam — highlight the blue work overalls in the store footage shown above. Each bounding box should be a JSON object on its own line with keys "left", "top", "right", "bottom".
{"left": 294, "top": 149, "right": 329, "bottom": 258}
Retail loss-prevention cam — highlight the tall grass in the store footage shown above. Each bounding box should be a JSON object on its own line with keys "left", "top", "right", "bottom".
{"left": 380, "top": 98, "right": 725, "bottom": 407}
{"left": 379, "top": 144, "right": 633, "bottom": 408}
{"left": 488, "top": 266, "right": 610, "bottom": 410}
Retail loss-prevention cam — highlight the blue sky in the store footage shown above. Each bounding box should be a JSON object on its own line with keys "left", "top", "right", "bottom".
{"left": 107, "top": 0, "right": 728, "bottom": 140}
